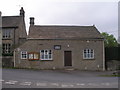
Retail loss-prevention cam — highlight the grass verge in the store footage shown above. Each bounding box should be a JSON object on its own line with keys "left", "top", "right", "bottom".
{"left": 100, "top": 75, "right": 120, "bottom": 77}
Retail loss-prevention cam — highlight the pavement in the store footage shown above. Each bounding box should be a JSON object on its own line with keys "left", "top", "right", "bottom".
{"left": 1, "top": 68, "right": 119, "bottom": 88}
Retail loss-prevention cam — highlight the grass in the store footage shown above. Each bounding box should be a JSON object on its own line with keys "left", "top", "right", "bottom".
{"left": 100, "top": 75, "right": 120, "bottom": 77}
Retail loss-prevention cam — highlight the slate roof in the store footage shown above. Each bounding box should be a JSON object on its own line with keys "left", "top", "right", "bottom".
{"left": 2, "top": 16, "right": 22, "bottom": 28}
{"left": 28, "top": 25, "right": 103, "bottom": 39}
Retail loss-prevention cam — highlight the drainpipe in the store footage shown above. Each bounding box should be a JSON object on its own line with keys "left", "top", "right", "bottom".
{"left": 103, "top": 41, "right": 105, "bottom": 71}
{"left": 13, "top": 50, "right": 15, "bottom": 67}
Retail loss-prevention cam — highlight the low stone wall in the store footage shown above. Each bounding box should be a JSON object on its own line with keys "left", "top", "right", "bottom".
{"left": 106, "top": 60, "right": 120, "bottom": 71}
{"left": 2, "top": 56, "right": 13, "bottom": 67}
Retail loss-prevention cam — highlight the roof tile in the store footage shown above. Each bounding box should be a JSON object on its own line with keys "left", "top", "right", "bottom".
{"left": 2, "top": 16, "right": 22, "bottom": 28}
{"left": 28, "top": 25, "right": 103, "bottom": 39}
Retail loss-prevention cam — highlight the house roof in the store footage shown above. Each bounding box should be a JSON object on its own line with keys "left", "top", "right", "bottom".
{"left": 28, "top": 25, "right": 103, "bottom": 40}
{"left": 2, "top": 16, "right": 22, "bottom": 28}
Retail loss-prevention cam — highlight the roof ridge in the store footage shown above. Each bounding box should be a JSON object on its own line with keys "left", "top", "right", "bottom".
{"left": 2, "top": 15, "right": 21, "bottom": 18}
{"left": 33, "top": 25, "right": 94, "bottom": 27}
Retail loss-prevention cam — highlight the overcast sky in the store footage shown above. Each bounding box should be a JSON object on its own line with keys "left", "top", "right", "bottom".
{"left": 0, "top": 0, "right": 119, "bottom": 39}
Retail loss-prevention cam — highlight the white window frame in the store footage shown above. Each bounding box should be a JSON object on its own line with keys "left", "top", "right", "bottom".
{"left": 21, "top": 51, "right": 27, "bottom": 59}
{"left": 83, "top": 49, "right": 94, "bottom": 59}
{"left": 40, "top": 50, "right": 52, "bottom": 60}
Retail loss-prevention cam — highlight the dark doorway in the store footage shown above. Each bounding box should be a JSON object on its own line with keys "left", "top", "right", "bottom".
{"left": 64, "top": 51, "right": 72, "bottom": 66}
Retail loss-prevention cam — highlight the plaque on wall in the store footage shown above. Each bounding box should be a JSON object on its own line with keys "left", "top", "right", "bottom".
{"left": 54, "top": 45, "right": 61, "bottom": 50}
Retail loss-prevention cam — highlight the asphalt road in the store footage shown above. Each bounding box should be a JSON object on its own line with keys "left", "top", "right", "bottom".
{"left": 1, "top": 68, "right": 119, "bottom": 88}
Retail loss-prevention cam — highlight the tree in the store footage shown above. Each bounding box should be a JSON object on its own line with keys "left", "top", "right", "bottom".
{"left": 101, "top": 32, "right": 118, "bottom": 47}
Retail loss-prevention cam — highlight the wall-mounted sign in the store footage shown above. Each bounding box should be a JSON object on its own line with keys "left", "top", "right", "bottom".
{"left": 28, "top": 52, "right": 39, "bottom": 60}
{"left": 54, "top": 45, "right": 61, "bottom": 50}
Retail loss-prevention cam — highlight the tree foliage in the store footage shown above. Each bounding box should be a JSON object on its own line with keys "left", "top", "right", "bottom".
{"left": 101, "top": 32, "right": 118, "bottom": 47}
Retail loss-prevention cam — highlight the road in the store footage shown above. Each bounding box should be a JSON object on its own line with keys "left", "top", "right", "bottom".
{"left": 1, "top": 68, "right": 119, "bottom": 88}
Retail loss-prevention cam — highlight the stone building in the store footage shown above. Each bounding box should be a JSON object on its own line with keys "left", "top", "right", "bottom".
{"left": 14, "top": 17, "right": 105, "bottom": 71}
{"left": 2, "top": 7, "right": 27, "bottom": 67}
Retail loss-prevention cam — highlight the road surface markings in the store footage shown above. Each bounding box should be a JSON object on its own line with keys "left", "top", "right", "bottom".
{"left": 50, "top": 83, "right": 59, "bottom": 86}
{"left": 2, "top": 80, "right": 114, "bottom": 88}
{"left": 61, "top": 84, "right": 74, "bottom": 88}
{"left": 101, "top": 83, "right": 110, "bottom": 86}
{"left": 0, "top": 80, "right": 4, "bottom": 82}
{"left": 5, "top": 80, "right": 18, "bottom": 85}
{"left": 5, "top": 81, "right": 16, "bottom": 85}
{"left": 88, "top": 83, "right": 99, "bottom": 86}
{"left": 36, "top": 83, "right": 47, "bottom": 87}
{"left": 76, "top": 83, "right": 85, "bottom": 86}
{"left": 8, "top": 80, "right": 18, "bottom": 83}
{"left": 0, "top": 80, "right": 4, "bottom": 83}
{"left": 20, "top": 82, "right": 31, "bottom": 86}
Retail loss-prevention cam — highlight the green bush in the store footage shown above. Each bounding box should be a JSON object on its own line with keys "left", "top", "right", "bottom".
{"left": 2, "top": 53, "right": 13, "bottom": 56}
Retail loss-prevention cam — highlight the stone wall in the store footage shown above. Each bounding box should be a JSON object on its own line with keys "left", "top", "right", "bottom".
{"left": 106, "top": 60, "right": 120, "bottom": 71}
{"left": 15, "top": 39, "right": 105, "bottom": 71}
{"left": 2, "top": 56, "right": 13, "bottom": 67}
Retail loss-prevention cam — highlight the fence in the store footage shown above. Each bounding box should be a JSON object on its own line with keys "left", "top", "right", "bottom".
{"left": 105, "top": 47, "right": 120, "bottom": 70}
{"left": 105, "top": 47, "right": 120, "bottom": 61}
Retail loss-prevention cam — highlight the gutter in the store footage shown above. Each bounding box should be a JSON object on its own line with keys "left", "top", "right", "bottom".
{"left": 27, "top": 38, "right": 104, "bottom": 40}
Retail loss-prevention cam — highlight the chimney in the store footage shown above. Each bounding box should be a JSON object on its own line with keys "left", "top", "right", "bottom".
{"left": 20, "top": 7, "right": 25, "bottom": 17}
{"left": 30, "top": 17, "right": 34, "bottom": 25}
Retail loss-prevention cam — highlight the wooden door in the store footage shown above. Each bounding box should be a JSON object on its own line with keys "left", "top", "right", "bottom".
{"left": 64, "top": 51, "right": 72, "bottom": 66}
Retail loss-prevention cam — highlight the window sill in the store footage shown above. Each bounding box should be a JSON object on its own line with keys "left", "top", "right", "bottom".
{"left": 21, "top": 58, "right": 27, "bottom": 60}
{"left": 83, "top": 58, "right": 95, "bottom": 60}
{"left": 2, "top": 38, "right": 12, "bottom": 40}
{"left": 40, "top": 59, "right": 53, "bottom": 61}
{"left": 29, "top": 59, "right": 39, "bottom": 61}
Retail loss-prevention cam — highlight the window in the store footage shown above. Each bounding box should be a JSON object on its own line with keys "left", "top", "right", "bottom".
{"left": 28, "top": 52, "right": 39, "bottom": 60}
{"left": 40, "top": 50, "right": 52, "bottom": 60}
{"left": 83, "top": 49, "right": 94, "bottom": 59}
{"left": 3, "top": 29, "right": 11, "bottom": 38}
{"left": 2, "top": 43, "right": 11, "bottom": 54}
{"left": 21, "top": 51, "right": 27, "bottom": 59}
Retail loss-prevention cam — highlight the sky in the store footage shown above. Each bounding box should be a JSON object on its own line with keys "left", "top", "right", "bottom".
{"left": 0, "top": 0, "right": 119, "bottom": 40}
